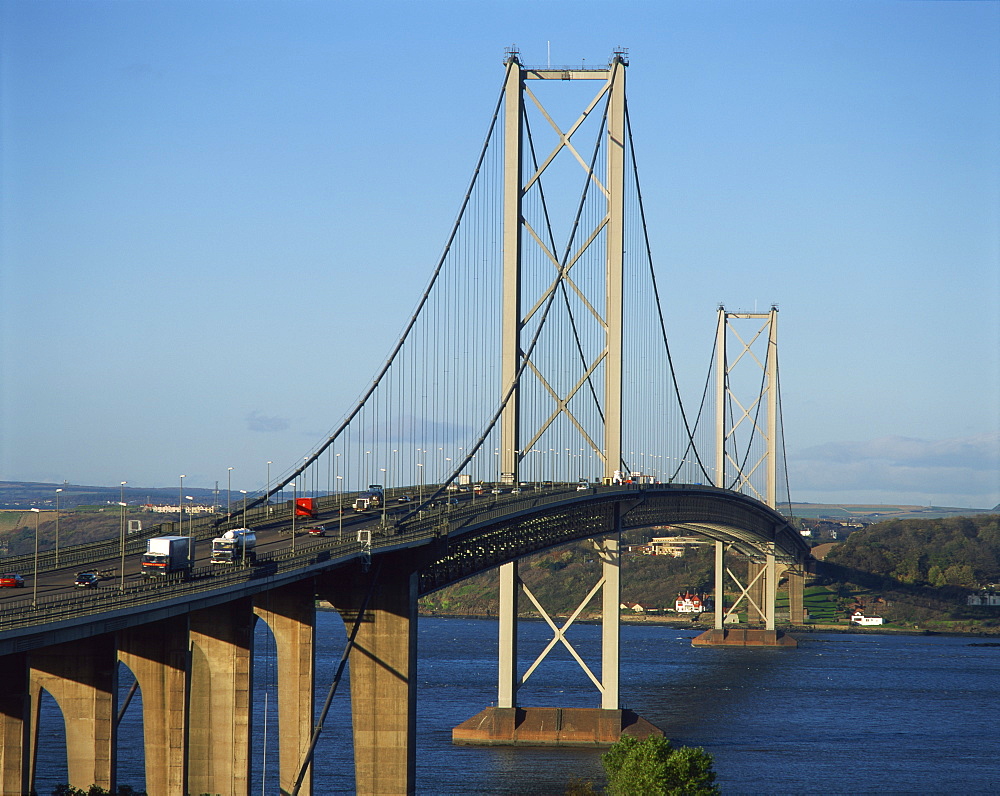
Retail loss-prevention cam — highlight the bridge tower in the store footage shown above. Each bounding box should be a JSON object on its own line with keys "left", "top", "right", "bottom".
{"left": 714, "top": 305, "right": 780, "bottom": 507}
{"left": 471, "top": 48, "right": 660, "bottom": 745}
{"left": 701, "top": 306, "right": 804, "bottom": 643}
{"left": 498, "top": 48, "right": 627, "bottom": 487}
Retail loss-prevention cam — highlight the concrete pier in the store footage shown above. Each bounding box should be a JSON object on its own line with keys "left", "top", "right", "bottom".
{"left": 324, "top": 554, "right": 418, "bottom": 796}
{"left": 29, "top": 635, "right": 118, "bottom": 791}
{"left": 692, "top": 628, "right": 797, "bottom": 647}
{"left": 118, "top": 616, "right": 190, "bottom": 796}
{"left": 0, "top": 653, "right": 29, "bottom": 795}
{"left": 254, "top": 581, "right": 316, "bottom": 796}
{"left": 453, "top": 706, "right": 662, "bottom": 746}
{"left": 188, "top": 598, "right": 254, "bottom": 796}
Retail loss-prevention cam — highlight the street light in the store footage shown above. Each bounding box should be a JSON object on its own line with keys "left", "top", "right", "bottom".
{"left": 336, "top": 475, "right": 344, "bottom": 540}
{"left": 266, "top": 461, "right": 273, "bottom": 515}
{"left": 334, "top": 453, "right": 341, "bottom": 508}
{"left": 380, "top": 468, "right": 387, "bottom": 525}
{"left": 179, "top": 475, "right": 186, "bottom": 535}
{"left": 240, "top": 490, "right": 248, "bottom": 528}
{"left": 227, "top": 467, "right": 234, "bottom": 518}
{"left": 30, "top": 508, "right": 40, "bottom": 608}
{"left": 290, "top": 482, "right": 297, "bottom": 553}
{"left": 54, "top": 488, "right": 62, "bottom": 566}
{"left": 416, "top": 462, "right": 424, "bottom": 504}
{"left": 119, "top": 482, "right": 127, "bottom": 591}
{"left": 118, "top": 501, "right": 127, "bottom": 592}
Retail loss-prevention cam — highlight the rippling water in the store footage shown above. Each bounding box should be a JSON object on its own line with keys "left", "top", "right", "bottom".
{"left": 32, "top": 615, "right": 1000, "bottom": 794}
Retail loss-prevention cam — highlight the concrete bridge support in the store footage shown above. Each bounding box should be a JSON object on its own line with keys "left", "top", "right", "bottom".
{"left": 748, "top": 559, "right": 768, "bottom": 625}
{"left": 785, "top": 567, "right": 805, "bottom": 624}
{"left": 455, "top": 518, "right": 663, "bottom": 746}
{"left": 254, "top": 580, "right": 316, "bottom": 796}
{"left": 118, "top": 616, "right": 190, "bottom": 796}
{"left": 188, "top": 598, "right": 254, "bottom": 796}
{"left": 0, "top": 653, "right": 29, "bottom": 795}
{"left": 697, "top": 544, "right": 797, "bottom": 647}
{"left": 29, "top": 634, "right": 118, "bottom": 792}
{"left": 325, "top": 555, "right": 418, "bottom": 796}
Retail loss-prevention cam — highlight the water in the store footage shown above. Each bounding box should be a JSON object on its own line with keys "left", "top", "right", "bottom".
{"left": 32, "top": 616, "right": 1000, "bottom": 794}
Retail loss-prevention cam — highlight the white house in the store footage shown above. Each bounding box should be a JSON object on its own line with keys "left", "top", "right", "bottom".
{"left": 967, "top": 592, "right": 1000, "bottom": 607}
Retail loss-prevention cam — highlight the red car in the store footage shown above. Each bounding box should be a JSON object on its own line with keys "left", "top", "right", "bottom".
{"left": 0, "top": 573, "right": 25, "bottom": 588}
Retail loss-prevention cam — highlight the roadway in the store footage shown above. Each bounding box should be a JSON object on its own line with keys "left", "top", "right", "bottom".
{"left": 0, "top": 487, "right": 492, "bottom": 611}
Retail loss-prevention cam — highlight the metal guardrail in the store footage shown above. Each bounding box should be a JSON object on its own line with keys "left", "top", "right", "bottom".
{"left": 0, "top": 499, "right": 449, "bottom": 634}
{"left": 0, "top": 494, "right": 360, "bottom": 576}
{"left": 0, "top": 482, "right": 803, "bottom": 637}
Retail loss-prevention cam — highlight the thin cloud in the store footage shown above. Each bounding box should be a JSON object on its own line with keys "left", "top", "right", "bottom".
{"left": 246, "top": 411, "right": 290, "bottom": 433}
{"left": 790, "top": 432, "right": 1000, "bottom": 506}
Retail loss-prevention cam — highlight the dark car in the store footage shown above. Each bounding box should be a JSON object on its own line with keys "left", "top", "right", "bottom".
{"left": 0, "top": 573, "right": 25, "bottom": 588}
{"left": 74, "top": 572, "right": 101, "bottom": 588}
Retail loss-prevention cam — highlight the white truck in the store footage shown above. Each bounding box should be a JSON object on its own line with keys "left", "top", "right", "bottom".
{"left": 141, "top": 536, "right": 194, "bottom": 578}
{"left": 211, "top": 528, "right": 257, "bottom": 564}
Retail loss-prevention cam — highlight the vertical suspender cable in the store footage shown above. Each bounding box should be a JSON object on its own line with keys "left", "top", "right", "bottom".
{"left": 623, "top": 99, "right": 711, "bottom": 481}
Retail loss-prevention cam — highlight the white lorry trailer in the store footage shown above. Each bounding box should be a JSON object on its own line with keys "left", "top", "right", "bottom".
{"left": 141, "top": 536, "right": 194, "bottom": 578}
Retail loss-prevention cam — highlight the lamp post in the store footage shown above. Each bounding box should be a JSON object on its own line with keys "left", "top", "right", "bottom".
{"left": 334, "top": 453, "right": 341, "bottom": 509}
{"left": 416, "top": 462, "right": 424, "bottom": 504}
{"left": 240, "top": 490, "right": 248, "bottom": 528}
{"left": 54, "top": 488, "right": 62, "bottom": 566}
{"left": 336, "top": 475, "right": 344, "bottom": 540}
{"left": 179, "top": 475, "right": 185, "bottom": 535}
{"left": 30, "top": 508, "right": 40, "bottom": 608}
{"left": 227, "top": 467, "right": 234, "bottom": 518}
{"left": 380, "top": 468, "right": 387, "bottom": 525}
{"left": 266, "top": 461, "right": 272, "bottom": 515}
{"left": 290, "top": 482, "right": 297, "bottom": 553}
{"left": 118, "top": 501, "right": 127, "bottom": 591}
{"left": 119, "top": 482, "right": 127, "bottom": 591}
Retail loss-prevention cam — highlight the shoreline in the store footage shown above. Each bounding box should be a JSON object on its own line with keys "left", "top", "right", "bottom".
{"left": 413, "top": 610, "right": 1000, "bottom": 638}
{"left": 317, "top": 602, "right": 1000, "bottom": 638}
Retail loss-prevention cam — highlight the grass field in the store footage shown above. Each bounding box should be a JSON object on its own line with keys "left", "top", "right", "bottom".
{"left": 775, "top": 584, "right": 842, "bottom": 622}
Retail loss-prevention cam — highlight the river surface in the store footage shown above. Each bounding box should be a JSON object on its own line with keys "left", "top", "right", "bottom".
{"left": 32, "top": 615, "right": 1000, "bottom": 794}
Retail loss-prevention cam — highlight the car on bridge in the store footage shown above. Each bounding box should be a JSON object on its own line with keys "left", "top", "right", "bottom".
{"left": 305, "top": 526, "right": 326, "bottom": 536}
{"left": 0, "top": 573, "right": 25, "bottom": 588}
{"left": 74, "top": 572, "right": 101, "bottom": 588}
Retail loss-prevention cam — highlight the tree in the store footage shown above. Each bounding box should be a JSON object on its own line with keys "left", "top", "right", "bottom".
{"left": 602, "top": 735, "right": 719, "bottom": 796}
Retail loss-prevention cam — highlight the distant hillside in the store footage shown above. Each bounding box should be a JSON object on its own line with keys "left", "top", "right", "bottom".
{"left": 0, "top": 480, "right": 227, "bottom": 510}
{"left": 421, "top": 538, "right": 715, "bottom": 617}
{"left": 824, "top": 514, "right": 1000, "bottom": 588}
{"left": 790, "top": 502, "right": 996, "bottom": 520}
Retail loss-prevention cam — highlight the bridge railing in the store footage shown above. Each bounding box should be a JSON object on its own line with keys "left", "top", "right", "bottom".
{"left": 0, "top": 492, "right": 453, "bottom": 634}
{"left": 0, "top": 494, "right": 363, "bottom": 577}
{"left": 0, "top": 482, "right": 799, "bottom": 637}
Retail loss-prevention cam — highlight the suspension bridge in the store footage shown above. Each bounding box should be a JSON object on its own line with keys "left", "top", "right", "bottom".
{"left": 0, "top": 50, "right": 812, "bottom": 796}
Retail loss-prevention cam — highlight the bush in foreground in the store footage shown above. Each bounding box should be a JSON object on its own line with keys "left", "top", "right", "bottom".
{"left": 601, "top": 735, "right": 719, "bottom": 796}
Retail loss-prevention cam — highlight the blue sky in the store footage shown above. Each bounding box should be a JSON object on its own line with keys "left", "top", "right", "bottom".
{"left": 2, "top": 0, "right": 998, "bottom": 508}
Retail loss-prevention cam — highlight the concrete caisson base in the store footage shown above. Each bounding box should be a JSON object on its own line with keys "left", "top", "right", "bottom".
{"left": 452, "top": 707, "right": 663, "bottom": 747}
{"left": 691, "top": 628, "right": 797, "bottom": 647}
